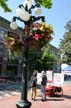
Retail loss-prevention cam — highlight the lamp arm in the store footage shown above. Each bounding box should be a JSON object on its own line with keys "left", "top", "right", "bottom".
{"left": 32, "top": 16, "right": 45, "bottom": 22}
{"left": 18, "top": 4, "right": 28, "bottom": 11}
{"left": 18, "top": 4, "right": 24, "bottom": 8}
{"left": 12, "top": 15, "right": 45, "bottom": 26}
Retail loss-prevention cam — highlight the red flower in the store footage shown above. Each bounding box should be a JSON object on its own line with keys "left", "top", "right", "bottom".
{"left": 41, "top": 33, "right": 45, "bottom": 37}
{"left": 29, "top": 32, "right": 33, "bottom": 36}
{"left": 33, "top": 34, "right": 40, "bottom": 40}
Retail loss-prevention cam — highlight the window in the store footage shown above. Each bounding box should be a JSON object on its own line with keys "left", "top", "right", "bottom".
{"left": 0, "top": 30, "right": 5, "bottom": 39}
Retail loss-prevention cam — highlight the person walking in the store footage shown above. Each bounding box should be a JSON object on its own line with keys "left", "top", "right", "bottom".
{"left": 41, "top": 71, "right": 47, "bottom": 101}
{"left": 31, "top": 72, "right": 37, "bottom": 100}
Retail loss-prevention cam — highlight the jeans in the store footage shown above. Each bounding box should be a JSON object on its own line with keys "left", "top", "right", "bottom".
{"left": 41, "top": 85, "right": 46, "bottom": 100}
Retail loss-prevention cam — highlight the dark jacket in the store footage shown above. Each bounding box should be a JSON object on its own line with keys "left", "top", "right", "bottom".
{"left": 31, "top": 77, "right": 37, "bottom": 87}
{"left": 41, "top": 75, "right": 47, "bottom": 86}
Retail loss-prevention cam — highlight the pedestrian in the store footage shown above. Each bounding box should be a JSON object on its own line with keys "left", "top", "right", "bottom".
{"left": 41, "top": 71, "right": 47, "bottom": 101}
{"left": 31, "top": 72, "right": 37, "bottom": 100}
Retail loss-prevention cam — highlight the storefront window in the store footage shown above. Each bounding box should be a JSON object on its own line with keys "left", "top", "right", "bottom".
{"left": 0, "top": 28, "right": 5, "bottom": 40}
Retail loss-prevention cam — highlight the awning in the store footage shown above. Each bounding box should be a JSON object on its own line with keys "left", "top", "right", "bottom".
{"left": 62, "top": 66, "right": 71, "bottom": 75}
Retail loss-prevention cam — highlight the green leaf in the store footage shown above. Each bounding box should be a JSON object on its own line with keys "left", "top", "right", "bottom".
{"left": 0, "top": 0, "right": 12, "bottom": 12}
{"left": 35, "top": 0, "right": 52, "bottom": 9}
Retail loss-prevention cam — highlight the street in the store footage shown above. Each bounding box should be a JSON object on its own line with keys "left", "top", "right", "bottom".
{"left": 0, "top": 79, "right": 71, "bottom": 108}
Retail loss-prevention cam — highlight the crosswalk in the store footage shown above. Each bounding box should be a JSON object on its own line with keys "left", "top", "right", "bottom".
{"left": 0, "top": 91, "right": 20, "bottom": 99}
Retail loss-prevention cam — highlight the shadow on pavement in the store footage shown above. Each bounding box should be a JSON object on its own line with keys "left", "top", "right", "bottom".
{"left": 63, "top": 94, "right": 71, "bottom": 99}
{"left": 33, "top": 98, "right": 64, "bottom": 101}
{"left": 46, "top": 98, "right": 64, "bottom": 101}
{"left": 0, "top": 81, "right": 21, "bottom": 92}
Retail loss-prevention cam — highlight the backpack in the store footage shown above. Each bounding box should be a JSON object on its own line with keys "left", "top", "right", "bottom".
{"left": 41, "top": 75, "right": 47, "bottom": 86}
{"left": 32, "top": 79, "right": 37, "bottom": 87}
{"left": 31, "top": 77, "right": 37, "bottom": 87}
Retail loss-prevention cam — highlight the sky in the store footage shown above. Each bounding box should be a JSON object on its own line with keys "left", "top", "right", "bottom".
{"left": 0, "top": 0, "right": 71, "bottom": 48}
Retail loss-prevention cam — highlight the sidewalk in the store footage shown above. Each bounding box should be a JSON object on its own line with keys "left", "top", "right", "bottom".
{"left": 0, "top": 83, "right": 71, "bottom": 108}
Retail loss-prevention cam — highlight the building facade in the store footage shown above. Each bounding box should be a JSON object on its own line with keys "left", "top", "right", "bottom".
{"left": 0, "top": 16, "right": 23, "bottom": 79}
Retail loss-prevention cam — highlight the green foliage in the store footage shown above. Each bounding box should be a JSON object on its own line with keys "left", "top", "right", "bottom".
{"left": 35, "top": 0, "right": 52, "bottom": 9}
{"left": 0, "top": 0, "right": 11, "bottom": 12}
{"left": 0, "top": 0, "right": 52, "bottom": 12}
{"left": 40, "top": 46, "right": 57, "bottom": 70}
{"left": 28, "top": 45, "right": 57, "bottom": 71}
{"left": 59, "top": 20, "right": 71, "bottom": 63}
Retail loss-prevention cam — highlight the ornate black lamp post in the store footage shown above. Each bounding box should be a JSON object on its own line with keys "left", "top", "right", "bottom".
{"left": 10, "top": 0, "right": 45, "bottom": 108}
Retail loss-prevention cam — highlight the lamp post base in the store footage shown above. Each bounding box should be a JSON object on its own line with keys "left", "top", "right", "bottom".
{"left": 16, "top": 100, "right": 32, "bottom": 108}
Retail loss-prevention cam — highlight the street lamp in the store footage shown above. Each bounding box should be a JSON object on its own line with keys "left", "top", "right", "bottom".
{"left": 10, "top": 0, "right": 45, "bottom": 108}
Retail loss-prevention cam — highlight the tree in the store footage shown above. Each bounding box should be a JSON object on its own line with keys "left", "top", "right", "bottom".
{"left": 59, "top": 20, "right": 71, "bottom": 64}
{"left": 0, "top": 0, "right": 11, "bottom": 12}
{"left": 39, "top": 45, "right": 57, "bottom": 71}
{"left": 28, "top": 45, "right": 57, "bottom": 72}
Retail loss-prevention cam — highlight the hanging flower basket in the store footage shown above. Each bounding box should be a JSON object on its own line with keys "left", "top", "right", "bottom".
{"left": 23, "top": 22, "right": 54, "bottom": 49}
{"left": 3, "top": 22, "right": 54, "bottom": 55}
